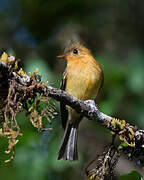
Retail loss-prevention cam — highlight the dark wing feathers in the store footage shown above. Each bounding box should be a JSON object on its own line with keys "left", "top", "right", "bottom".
{"left": 60, "top": 68, "right": 68, "bottom": 129}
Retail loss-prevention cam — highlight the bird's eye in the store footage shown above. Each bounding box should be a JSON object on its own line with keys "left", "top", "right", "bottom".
{"left": 73, "top": 49, "right": 78, "bottom": 54}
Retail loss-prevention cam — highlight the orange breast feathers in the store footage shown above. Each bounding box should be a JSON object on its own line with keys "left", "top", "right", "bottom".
{"left": 65, "top": 57, "right": 103, "bottom": 101}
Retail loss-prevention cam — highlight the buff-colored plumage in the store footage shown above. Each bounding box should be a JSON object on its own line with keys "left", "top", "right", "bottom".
{"left": 57, "top": 42, "right": 103, "bottom": 161}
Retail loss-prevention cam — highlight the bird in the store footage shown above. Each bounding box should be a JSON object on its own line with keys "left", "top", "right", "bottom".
{"left": 57, "top": 40, "right": 104, "bottom": 161}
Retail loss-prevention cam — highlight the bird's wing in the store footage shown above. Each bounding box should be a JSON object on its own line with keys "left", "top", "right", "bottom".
{"left": 60, "top": 68, "right": 68, "bottom": 129}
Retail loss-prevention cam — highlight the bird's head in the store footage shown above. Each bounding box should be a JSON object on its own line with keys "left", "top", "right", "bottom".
{"left": 57, "top": 41, "right": 92, "bottom": 61}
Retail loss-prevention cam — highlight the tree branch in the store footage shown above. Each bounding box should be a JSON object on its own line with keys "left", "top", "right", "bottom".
{"left": 39, "top": 85, "right": 143, "bottom": 148}
{"left": 0, "top": 54, "right": 144, "bottom": 178}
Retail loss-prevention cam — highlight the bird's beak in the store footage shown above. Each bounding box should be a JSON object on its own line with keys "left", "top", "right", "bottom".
{"left": 57, "top": 53, "right": 69, "bottom": 59}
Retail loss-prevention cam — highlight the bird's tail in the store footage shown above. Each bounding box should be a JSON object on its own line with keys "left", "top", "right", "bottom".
{"left": 57, "top": 123, "right": 78, "bottom": 161}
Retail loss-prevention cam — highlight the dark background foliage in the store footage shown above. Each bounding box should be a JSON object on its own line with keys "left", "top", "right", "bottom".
{"left": 0, "top": 0, "right": 144, "bottom": 179}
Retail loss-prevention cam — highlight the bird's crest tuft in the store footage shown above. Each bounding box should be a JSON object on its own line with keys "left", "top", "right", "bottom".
{"left": 64, "top": 39, "right": 83, "bottom": 53}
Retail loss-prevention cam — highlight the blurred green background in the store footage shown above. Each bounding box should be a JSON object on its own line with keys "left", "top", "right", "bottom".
{"left": 0, "top": 0, "right": 144, "bottom": 179}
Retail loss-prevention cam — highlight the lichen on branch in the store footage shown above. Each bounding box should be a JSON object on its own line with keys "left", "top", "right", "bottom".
{"left": 0, "top": 52, "right": 53, "bottom": 162}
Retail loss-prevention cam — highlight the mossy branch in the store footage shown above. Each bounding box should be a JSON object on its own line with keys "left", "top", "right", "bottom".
{"left": 0, "top": 53, "right": 143, "bottom": 179}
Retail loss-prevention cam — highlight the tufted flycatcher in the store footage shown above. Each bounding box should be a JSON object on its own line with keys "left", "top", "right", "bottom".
{"left": 57, "top": 41, "right": 104, "bottom": 161}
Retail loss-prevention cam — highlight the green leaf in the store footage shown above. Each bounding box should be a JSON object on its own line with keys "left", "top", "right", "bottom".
{"left": 120, "top": 170, "right": 143, "bottom": 180}
{"left": 118, "top": 141, "right": 129, "bottom": 150}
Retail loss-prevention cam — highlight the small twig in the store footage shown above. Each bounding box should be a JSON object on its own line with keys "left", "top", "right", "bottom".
{"left": 85, "top": 145, "right": 119, "bottom": 180}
